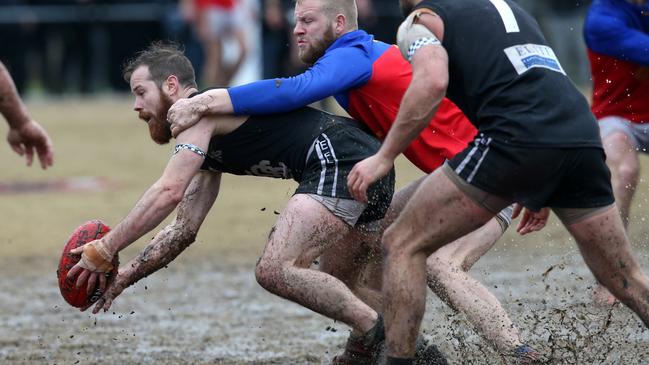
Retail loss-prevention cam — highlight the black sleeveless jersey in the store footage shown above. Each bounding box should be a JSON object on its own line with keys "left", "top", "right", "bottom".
{"left": 414, "top": 0, "right": 601, "bottom": 148}
{"left": 199, "top": 106, "right": 366, "bottom": 182}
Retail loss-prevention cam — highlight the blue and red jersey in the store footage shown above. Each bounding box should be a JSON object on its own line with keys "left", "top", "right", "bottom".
{"left": 584, "top": 0, "right": 649, "bottom": 123}
{"left": 228, "top": 30, "right": 476, "bottom": 173}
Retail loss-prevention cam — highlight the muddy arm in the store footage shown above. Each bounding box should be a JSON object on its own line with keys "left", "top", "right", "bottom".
{"left": 92, "top": 171, "right": 221, "bottom": 313}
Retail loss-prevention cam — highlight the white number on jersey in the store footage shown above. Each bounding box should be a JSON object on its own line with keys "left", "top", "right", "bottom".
{"left": 489, "top": 0, "right": 520, "bottom": 33}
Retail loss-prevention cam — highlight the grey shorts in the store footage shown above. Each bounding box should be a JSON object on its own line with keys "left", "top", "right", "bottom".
{"left": 296, "top": 126, "right": 395, "bottom": 226}
{"left": 599, "top": 116, "right": 649, "bottom": 152}
{"left": 306, "top": 194, "right": 381, "bottom": 232}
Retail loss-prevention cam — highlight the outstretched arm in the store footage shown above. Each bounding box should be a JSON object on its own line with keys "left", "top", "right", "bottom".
{"left": 91, "top": 171, "right": 222, "bottom": 313}
{"left": 166, "top": 47, "right": 372, "bottom": 136}
{"left": 67, "top": 117, "right": 218, "bottom": 293}
{"left": 0, "top": 61, "right": 54, "bottom": 168}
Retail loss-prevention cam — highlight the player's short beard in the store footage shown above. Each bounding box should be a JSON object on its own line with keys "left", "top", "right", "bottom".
{"left": 149, "top": 92, "right": 174, "bottom": 145}
{"left": 299, "top": 26, "right": 336, "bottom": 65}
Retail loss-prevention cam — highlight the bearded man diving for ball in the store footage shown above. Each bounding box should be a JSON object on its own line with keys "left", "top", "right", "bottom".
{"left": 65, "top": 41, "right": 398, "bottom": 359}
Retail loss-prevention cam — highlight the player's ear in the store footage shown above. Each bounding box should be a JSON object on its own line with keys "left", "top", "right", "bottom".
{"left": 164, "top": 75, "right": 180, "bottom": 96}
{"left": 334, "top": 13, "right": 345, "bottom": 34}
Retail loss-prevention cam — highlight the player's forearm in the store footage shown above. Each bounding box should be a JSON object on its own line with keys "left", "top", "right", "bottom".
{"left": 114, "top": 224, "right": 198, "bottom": 290}
{"left": 104, "top": 182, "right": 184, "bottom": 256}
{"left": 0, "top": 63, "right": 31, "bottom": 128}
{"left": 111, "top": 172, "right": 218, "bottom": 291}
{"left": 103, "top": 142, "right": 208, "bottom": 255}
{"left": 227, "top": 55, "right": 365, "bottom": 115}
{"left": 228, "top": 79, "right": 322, "bottom": 115}
{"left": 380, "top": 111, "right": 437, "bottom": 164}
{"left": 192, "top": 88, "right": 235, "bottom": 115}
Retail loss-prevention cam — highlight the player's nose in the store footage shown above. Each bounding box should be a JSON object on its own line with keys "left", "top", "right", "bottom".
{"left": 133, "top": 99, "right": 143, "bottom": 112}
{"left": 293, "top": 23, "right": 305, "bottom": 36}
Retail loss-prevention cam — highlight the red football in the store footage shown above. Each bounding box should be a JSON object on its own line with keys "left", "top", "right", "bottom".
{"left": 57, "top": 220, "right": 119, "bottom": 308}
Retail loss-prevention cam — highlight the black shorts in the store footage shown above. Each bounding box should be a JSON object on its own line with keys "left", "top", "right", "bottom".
{"left": 447, "top": 134, "right": 614, "bottom": 212}
{"left": 295, "top": 125, "right": 395, "bottom": 224}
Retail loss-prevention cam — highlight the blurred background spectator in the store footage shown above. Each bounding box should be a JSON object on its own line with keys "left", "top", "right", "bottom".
{"left": 0, "top": 0, "right": 170, "bottom": 93}
{"left": 0, "top": 0, "right": 594, "bottom": 96}
{"left": 180, "top": 0, "right": 249, "bottom": 87}
{"left": 260, "top": 0, "right": 298, "bottom": 77}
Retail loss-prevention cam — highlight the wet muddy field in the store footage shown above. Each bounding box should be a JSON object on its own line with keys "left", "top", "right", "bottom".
{"left": 2, "top": 245, "right": 649, "bottom": 365}
{"left": 2, "top": 99, "right": 649, "bottom": 364}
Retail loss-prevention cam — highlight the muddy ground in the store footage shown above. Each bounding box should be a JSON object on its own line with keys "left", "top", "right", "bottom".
{"left": 2, "top": 99, "right": 649, "bottom": 364}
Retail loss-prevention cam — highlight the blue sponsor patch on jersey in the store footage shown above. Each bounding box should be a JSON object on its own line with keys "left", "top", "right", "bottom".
{"left": 504, "top": 44, "right": 566, "bottom": 75}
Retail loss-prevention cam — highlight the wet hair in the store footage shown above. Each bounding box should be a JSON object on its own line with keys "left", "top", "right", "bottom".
{"left": 122, "top": 41, "right": 197, "bottom": 89}
{"left": 298, "top": 0, "right": 358, "bottom": 30}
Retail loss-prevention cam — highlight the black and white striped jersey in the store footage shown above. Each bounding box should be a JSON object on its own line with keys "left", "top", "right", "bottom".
{"left": 199, "top": 106, "right": 343, "bottom": 180}
{"left": 198, "top": 105, "right": 395, "bottom": 221}
{"left": 199, "top": 106, "right": 393, "bottom": 203}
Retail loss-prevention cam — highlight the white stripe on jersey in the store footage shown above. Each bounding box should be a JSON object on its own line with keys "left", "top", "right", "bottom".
{"left": 321, "top": 133, "right": 339, "bottom": 197}
{"left": 455, "top": 144, "right": 479, "bottom": 176}
{"left": 315, "top": 140, "right": 327, "bottom": 195}
{"left": 467, "top": 137, "right": 492, "bottom": 183}
{"left": 305, "top": 140, "right": 316, "bottom": 165}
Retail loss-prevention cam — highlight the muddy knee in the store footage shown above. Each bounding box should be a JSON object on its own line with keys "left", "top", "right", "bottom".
{"left": 254, "top": 256, "right": 287, "bottom": 294}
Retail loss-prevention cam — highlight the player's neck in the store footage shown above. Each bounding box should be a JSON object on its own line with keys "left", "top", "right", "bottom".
{"left": 173, "top": 87, "right": 199, "bottom": 102}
